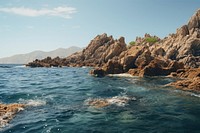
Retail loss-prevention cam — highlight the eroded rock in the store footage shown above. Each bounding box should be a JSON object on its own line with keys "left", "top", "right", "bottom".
{"left": 0, "top": 103, "right": 25, "bottom": 128}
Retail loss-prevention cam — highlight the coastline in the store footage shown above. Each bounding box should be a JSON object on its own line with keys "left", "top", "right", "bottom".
{"left": 26, "top": 9, "right": 200, "bottom": 92}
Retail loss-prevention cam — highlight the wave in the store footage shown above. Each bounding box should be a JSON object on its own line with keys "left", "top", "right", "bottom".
{"left": 85, "top": 95, "right": 136, "bottom": 108}
{"left": 190, "top": 93, "right": 200, "bottom": 98}
{"left": 107, "top": 73, "right": 134, "bottom": 78}
{"left": 14, "top": 65, "right": 26, "bottom": 68}
{"left": 0, "top": 65, "right": 12, "bottom": 68}
{"left": 18, "top": 99, "right": 46, "bottom": 107}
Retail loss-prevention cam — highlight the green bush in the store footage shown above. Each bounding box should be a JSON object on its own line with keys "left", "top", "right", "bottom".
{"left": 145, "top": 37, "right": 158, "bottom": 43}
{"left": 129, "top": 41, "right": 136, "bottom": 46}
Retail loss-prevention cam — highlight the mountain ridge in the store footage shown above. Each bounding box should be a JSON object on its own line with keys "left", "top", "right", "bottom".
{"left": 0, "top": 46, "right": 82, "bottom": 64}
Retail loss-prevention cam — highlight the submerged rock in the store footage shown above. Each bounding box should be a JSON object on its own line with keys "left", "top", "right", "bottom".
{"left": 0, "top": 103, "right": 25, "bottom": 128}
{"left": 85, "top": 96, "right": 136, "bottom": 108}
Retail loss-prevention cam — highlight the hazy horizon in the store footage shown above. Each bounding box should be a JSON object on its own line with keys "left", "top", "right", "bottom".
{"left": 0, "top": 0, "right": 200, "bottom": 58}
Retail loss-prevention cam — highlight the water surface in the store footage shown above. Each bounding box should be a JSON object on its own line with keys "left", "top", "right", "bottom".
{"left": 0, "top": 64, "right": 200, "bottom": 133}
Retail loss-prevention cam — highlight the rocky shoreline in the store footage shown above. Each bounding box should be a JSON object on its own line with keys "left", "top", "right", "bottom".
{"left": 26, "top": 9, "right": 200, "bottom": 91}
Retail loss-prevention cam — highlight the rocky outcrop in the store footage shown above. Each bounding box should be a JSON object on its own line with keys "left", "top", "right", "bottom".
{"left": 27, "top": 33, "right": 127, "bottom": 68}
{"left": 90, "top": 9, "right": 200, "bottom": 92}
{"left": 26, "top": 9, "right": 200, "bottom": 92}
{"left": 26, "top": 57, "right": 66, "bottom": 67}
{"left": 168, "top": 68, "right": 200, "bottom": 91}
{"left": 158, "top": 9, "right": 200, "bottom": 68}
{"left": 0, "top": 103, "right": 25, "bottom": 128}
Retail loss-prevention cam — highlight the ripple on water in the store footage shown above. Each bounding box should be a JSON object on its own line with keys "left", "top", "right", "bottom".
{"left": 1, "top": 66, "right": 200, "bottom": 133}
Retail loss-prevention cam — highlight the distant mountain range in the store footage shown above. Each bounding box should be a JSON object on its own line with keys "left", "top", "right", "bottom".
{"left": 0, "top": 46, "right": 82, "bottom": 64}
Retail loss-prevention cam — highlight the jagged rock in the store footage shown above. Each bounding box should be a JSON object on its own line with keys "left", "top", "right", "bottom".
{"left": 120, "top": 45, "right": 145, "bottom": 72}
{"left": 167, "top": 68, "right": 200, "bottom": 91}
{"left": 135, "top": 49, "right": 154, "bottom": 69}
{"left": 152, "top": 47, "right": 166, "bottom": 57}
{"left": 90, "top": 68, "right": 105, "bottom": 77}
{"left": 177, "top": 25, "right": 189, "bottom": 37}
{"left": 139, "top": 58, "right": 170, "bottom": 76}
{"left": 27, "top": 33, "right": 127, "bottom": 68}
{"left": 188, "top": 9, "right": 200, "bottom": 30}
{"left": 0, "top": 103, "right": 25, "bottom": 128}
{"left": 128, "top": 69, "right": 140, "bottom": 76}
{"left": 102, "top": 60, "right": 123, "bottom": 74}
{"left": 138, "top": 58, "right": 184, "bottom": 77}
{"left": 169, "top": 77, "right": 200, "bottom": 92}
{"left": 179, "top": 55, "right": 200, "bottom": 68}
{"left": 175, "top": 68, "right": 200, "bottom": 78}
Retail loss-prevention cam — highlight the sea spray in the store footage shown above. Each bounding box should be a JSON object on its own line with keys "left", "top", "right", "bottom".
{"left": 18, "top": 99, "right": 46, "bottom": 107}
{"left": 85, "top": 96, "right": 136, "bottom": 108}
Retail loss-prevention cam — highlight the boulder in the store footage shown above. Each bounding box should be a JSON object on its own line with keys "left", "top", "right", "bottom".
{"left": 152, "top": 47, "right": 166, "bottom": 57}
{"left": 135, "top": 49, "right": 154, "bottom": 69}
{"left": 103, "top": 60, "right": 124, "bottom": 74}
{"left": 177, "top": 25, "right": 189, "bottom": 37}
{"left": 90, "top": 68, "right": 105, "bottom": 77}
{"left": 139, "top": 58, "right": 170, "bottom": 76}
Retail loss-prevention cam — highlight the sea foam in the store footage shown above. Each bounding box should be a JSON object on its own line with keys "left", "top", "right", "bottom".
{"left": 19, "top": 99, "right": 46, "bottom": 107}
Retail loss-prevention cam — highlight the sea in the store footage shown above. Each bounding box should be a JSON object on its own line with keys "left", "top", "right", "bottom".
{"left": 0, "top": 64, "right": 200, "bottom": 133}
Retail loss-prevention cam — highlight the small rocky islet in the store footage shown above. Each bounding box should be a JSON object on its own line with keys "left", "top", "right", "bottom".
{"left": 26, "top": 9, "right": 200, "bottom": 92}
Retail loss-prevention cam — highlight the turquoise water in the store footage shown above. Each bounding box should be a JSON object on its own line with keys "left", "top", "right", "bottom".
{"left": 0, "top": 64, "right": 200, "bottom": 133}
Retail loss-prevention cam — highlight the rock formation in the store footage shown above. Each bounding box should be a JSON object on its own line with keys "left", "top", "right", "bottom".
{"left": 0, "top": 103, "right": 25, "bottom": 128}
{"left": 90, "top": 9, "right": 200, "bottom": 90}
{"left": 26, "top": 33, "right": 127, "bottom": 68}
{"left": 168, "top": 68, "right": 200, "bottom": 91}
{"left": 26, "top": 9, "right": 200, "bottom": 91}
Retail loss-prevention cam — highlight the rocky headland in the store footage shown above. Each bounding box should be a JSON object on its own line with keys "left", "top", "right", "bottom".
{"left": 26, "top": 9, "right": 200, "bottom": 91}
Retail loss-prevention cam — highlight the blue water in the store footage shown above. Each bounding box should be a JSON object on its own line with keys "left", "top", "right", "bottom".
{"left": 1, "top": 64, "right": 200, "bottom": 133}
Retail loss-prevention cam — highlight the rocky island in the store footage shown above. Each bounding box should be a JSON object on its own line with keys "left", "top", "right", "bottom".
{"left": 26, "top": 9, "right": 200, "bottom": 91}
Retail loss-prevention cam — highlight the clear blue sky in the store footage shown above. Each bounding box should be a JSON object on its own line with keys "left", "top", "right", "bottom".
{"left": 0, "top": 0, "right": 199, "bottom": 58}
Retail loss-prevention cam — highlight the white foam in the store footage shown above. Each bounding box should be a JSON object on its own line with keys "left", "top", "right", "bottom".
{"left": 107, "top": 96, "right": 136, "bottom": 106}
{"left": 107, "top": 73, "right": 134, "bottom": 78}
{"left": 14, "top": 65, "right": 26, "bottom": 68}
{"left": 19, "top": 99, "right": 46, "bottom": 107}
{"left": 26, "top": 100, "right": 46, "bottom": 107}
{"left": 86, "top": 96, "right": 136, "bottom": 108}
{"left": 190, "top": 93, "right": 200, "bottom": 98}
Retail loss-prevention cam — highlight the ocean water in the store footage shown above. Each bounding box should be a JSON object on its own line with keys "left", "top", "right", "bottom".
{"left": 0, "top": 64, "right": 200, "bottom": 133}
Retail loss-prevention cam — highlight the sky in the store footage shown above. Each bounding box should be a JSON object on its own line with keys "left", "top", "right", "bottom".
{"left": 0, "top": 0, "right": 200, "bottom": 58}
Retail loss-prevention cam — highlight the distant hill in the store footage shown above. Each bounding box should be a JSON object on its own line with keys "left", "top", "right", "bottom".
{"left": 0, "top": 46, "right": 82, "bottom": 64}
